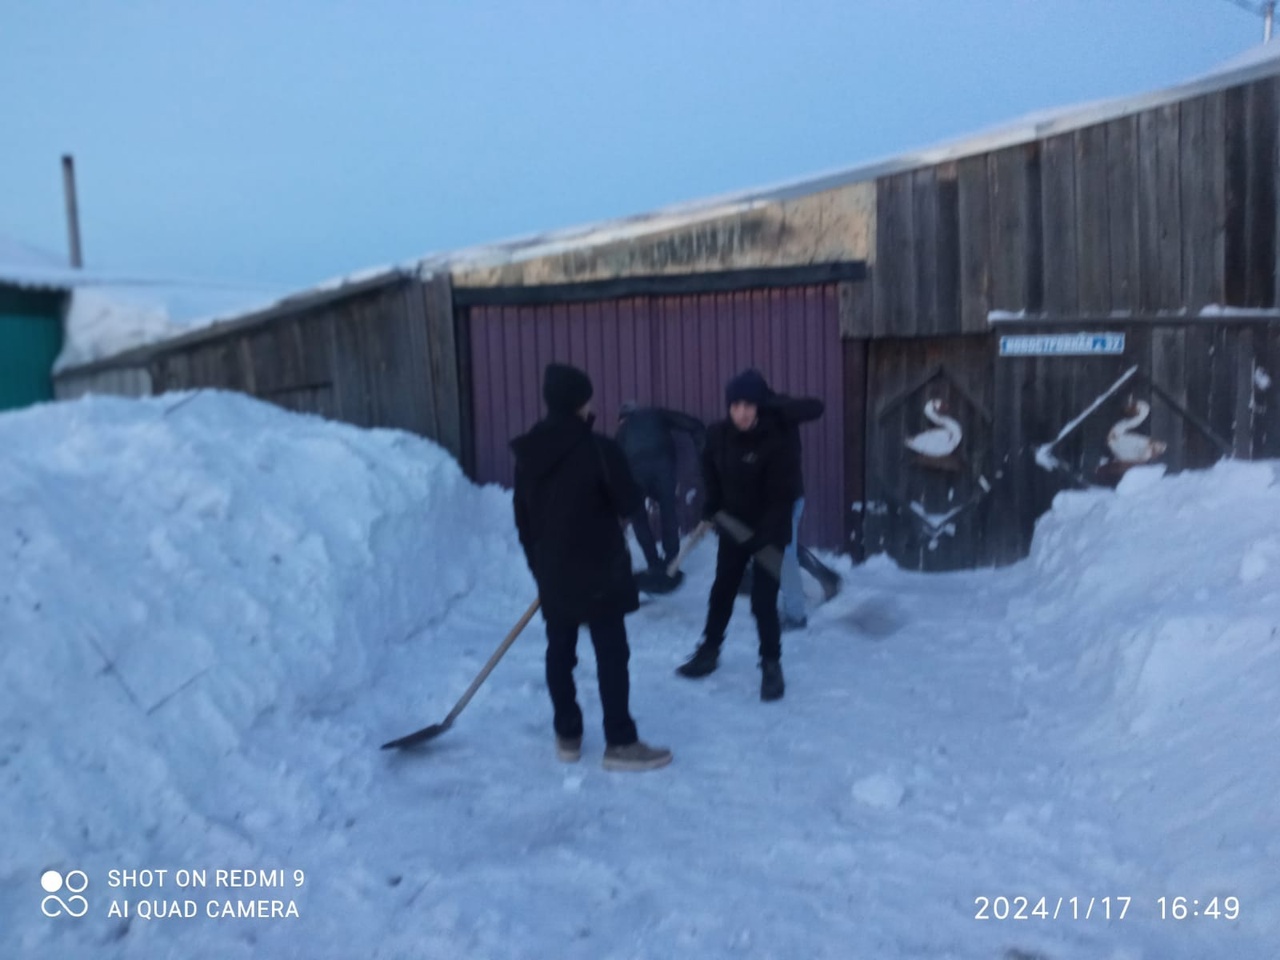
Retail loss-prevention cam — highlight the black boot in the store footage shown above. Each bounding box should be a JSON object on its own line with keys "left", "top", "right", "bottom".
{"left": 760, "top": 659, "right": 785, "bottom": 701}
{"left": 676, "top": 641, "right": 720, "bottom": 678}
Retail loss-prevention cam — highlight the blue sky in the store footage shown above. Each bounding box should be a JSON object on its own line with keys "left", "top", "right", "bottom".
{"left": 1, "top": 0, "right": 1266, "bottom": 289}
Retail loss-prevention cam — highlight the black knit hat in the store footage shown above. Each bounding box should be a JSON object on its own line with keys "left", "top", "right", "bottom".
{"left": 543, "top": 363, "right": 594, "bottom": 415}
{"left": 725, "top": 368, "right": 770, "bottom": 407}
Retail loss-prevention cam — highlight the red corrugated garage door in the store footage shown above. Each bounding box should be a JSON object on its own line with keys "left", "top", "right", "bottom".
{"left": 468, "top": 285, "right": 845, "bottom": 549}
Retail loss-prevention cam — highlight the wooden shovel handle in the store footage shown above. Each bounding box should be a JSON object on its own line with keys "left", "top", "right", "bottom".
{"left": 442, "top": 597, "right": 541, "bottom": 727}
{"left": 666, "top": 521, "right": 712, "bottom": 578}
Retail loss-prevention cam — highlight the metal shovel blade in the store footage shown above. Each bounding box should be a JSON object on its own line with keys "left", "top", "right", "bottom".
{"left": 380, "top": 719, "right": 452, "bottom": 750}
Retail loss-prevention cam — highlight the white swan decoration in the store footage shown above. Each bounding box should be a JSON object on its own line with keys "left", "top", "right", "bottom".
{"left": 904, "top": 399, "right": 963, "bottom": 458}
{"left": 1107, "top": 400, "right": 1166, "bottom": 464}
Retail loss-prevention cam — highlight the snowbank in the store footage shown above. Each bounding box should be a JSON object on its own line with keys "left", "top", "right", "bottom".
{"left": 0, "top": 392, "right": 526, "bottom": 957}
{"left": 2, "top": 393, "right": 1276, "bottom": 959}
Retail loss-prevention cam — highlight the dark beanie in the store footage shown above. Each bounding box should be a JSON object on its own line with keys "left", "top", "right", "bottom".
{"left": 543, "top": 363, "right": 594, "bottom": 415}
{"left": 725, "top": 368, "right": 770, "bottom": 407}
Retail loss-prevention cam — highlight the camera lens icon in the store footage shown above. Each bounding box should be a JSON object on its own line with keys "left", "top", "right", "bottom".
{"left": 41, "top": 870, "right": 89, "bottom": 918}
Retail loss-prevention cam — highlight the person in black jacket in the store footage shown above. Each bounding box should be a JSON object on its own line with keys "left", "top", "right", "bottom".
{"left": 615, "top": 402, "right": 706, "bottom": 583}
{"left": 511, "top": 363, "right": 672, "bottom": 772}
{"left": 676, "top": 369, "right": 799, "bottom": 701}
{"left": 760, "top": 392, "right": 825, "bottom": 630}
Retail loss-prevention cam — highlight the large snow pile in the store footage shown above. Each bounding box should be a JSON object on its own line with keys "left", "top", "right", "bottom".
{"left": 1, "top": 393, "right": 1276, "bottom": 959}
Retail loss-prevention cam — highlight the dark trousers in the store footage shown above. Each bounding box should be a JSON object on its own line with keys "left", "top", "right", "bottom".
{"left": 545, "top": 615, "right": 638, "bottom": 747}
{"left": 629, "top": 460, "right": 680, "bottom": 569}
{"left": 702, "top": 534, "right": 782, "bottom": 661}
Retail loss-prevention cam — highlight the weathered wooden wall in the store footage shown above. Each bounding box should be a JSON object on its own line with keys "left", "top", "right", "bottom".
{"left": 854, "top": 320, "right": 1280, "bottom": 572}
{"left": 148, "top": 275, "right": 466, "bottom": 461}
{"left": 860, "top": 335, "right": 999, "bottom": 571}
{"left": 54, "top": 364, "right": 151, "bottom": 400}
{"left": 863, "top": 78, "right": 1280, "bottom": 337}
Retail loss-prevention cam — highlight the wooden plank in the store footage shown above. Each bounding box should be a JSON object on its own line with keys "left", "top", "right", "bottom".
{"left": 1247, "top": 79, "right": 1278, "bottom": 308}
{"left": 422, "top": 273, "right": 463, "bottom": 460}
{"left": 1181, "top": 93, "right": 1226, "bottom": 311}
{"left": 403, "top": 280, "right": 440, "bottom": 439}
{"left": 842, "top": 280, "right": 873, "bottom": 340}
{"left": 1076, "top": 125, "right": 1111, "bottom": 315}
{"left": 1041, "top": 133, "right": 1079, "bottom": 315}
{"left": 1106, "top": 115, "right": 1140, "bottom": 312}
{"left": 988, "top": 144, "right": 1035, "bottom": 313}
{"left": 1233, "top": 326, "right": 1257, "bottom": 457}
{"left": 912, "top": 167, "right": 939, "bottom": 336}
{"left": 1156, "top": 105, "right": 1184, "bottom": 312}
{"left": 1150, "top": 326, "right": 1187, "bottom": 470}
{"left": 237, "top": 338, "right": 257, "bottom": 395}
{"left": 370, "top": 285, "right": 420, "bottom": 434}
{"left": 935, "top": 163, "right": 961, "bottom": 335}
{"left": 957, "top": 154, "right": 992, "bottom": 332}
{"left": 1138, "top": 104, "right": 1183, "bottom": 311}
{"left": 1208, "top": 326, "right": 1242, "bottom": 458}
{"left": 838, "top": 281, "right": 857, "bottom": 338}
{"left": 1255, "top": 325, "right": 1280, "bottom": 456}
{"left": 874, "top": 173, "right": 915, "bottom": 337}
{"left": 331, "top": 299, "right": 370, "bottom": 427}
{"left": 1223, "top": 85, "right": 1249, "bottom": 306}
{"left": 453, "top": 307, "right": 476, "bottom": 477}
{"left": 843, "top": 339, "right": 868, "bottom": 557}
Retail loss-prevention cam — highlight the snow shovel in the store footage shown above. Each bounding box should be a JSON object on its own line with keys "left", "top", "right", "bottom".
{"left": 666, "top": 520, "right": 712, "bottom": 578}
{"left": 381, "top": 598, "right": 541, "bottom": 750}
{"left": 712, "top": 511, "right": 784, "bottom": 582}
{"left": 636, "top": 520, "right": 712, "bottom": 595}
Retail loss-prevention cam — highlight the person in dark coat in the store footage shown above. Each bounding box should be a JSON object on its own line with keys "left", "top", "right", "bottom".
{"left": 615, "top": 402, "right": 706, "bottom": 581}
{"left": 760, "top": 392, "right": 825, "bottom": 630}
{"left": 676, "top": 369, "right": 800, "bottom": 701}
{"left": 511, "top": 363, "right": 672, "bottom": 771}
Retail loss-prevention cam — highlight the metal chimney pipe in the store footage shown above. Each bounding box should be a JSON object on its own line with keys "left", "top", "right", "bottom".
{"left": 1266, "top": 1, "right": 1275, "bottom": 41}
{"left": 61, "top": 154, "right": 83, "bottom": 268}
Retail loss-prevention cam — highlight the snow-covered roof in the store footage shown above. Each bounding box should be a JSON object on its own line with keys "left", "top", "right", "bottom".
{"left": 221, "top": 40, "right": 1280, "bottom": 301}
{"left": 2, "top": 233, "right": 282, "bottom": 369}
{"left": 0, "top": 236, "right": 79, "bottom": 290}
{"left": 431, "top": 41, "right": 1280, "bottom": 275}
{"left": 52, "top": 40, "right": 1280, "bottom": 374}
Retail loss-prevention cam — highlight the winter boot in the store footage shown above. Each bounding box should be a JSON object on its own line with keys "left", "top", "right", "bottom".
{"left": 602, "top": 740, "right": 673, "bottom": 772}
{"left": 760, "top": 659, "right": 785, "bottom": 702}
{"left": 676, "top": 641, "right": 720, "bottom": 678}
{"left": 636, "top": 566, "right": 682, "bottom": 595}
{"left": 556, "top": 735, "right": 582, "bottom": 763}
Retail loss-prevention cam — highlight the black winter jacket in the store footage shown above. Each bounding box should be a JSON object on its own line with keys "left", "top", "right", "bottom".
{"left": 511, "top": 413, "right": 641, "bottom": 624}
{"left": 700, "top": 414, "right": 800, "bottom": 550}
{"left": 616, "top": 407, "right": 706, "bottom": 474}
{"left": 759, "top": 394, "right": 824, "bottom": 499}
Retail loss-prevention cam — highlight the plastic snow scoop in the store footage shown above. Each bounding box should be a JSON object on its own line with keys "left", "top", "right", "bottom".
{"left": 381, "top": 598, "right": 541, "bottom": 750}
{"left": 712, "top": 511, "right": 784, "bottom": 582}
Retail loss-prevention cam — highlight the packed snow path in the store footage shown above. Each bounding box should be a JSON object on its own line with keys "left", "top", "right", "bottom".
{"left": 2, "top": 393, "right": 1275, "bottom": 959}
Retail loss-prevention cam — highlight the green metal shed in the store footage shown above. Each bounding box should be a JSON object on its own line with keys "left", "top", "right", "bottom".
{"left": 0, "top": 283, "right": 67, "bottom": 411}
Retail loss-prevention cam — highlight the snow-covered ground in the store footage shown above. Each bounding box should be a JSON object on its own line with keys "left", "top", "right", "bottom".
{"left": 1, "top": 393, "right": 1276, "bottom": 959}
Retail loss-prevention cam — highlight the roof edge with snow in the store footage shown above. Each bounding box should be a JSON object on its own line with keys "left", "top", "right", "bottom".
{"left": 50, "top": 41, "right": 1280, "bottom": 376}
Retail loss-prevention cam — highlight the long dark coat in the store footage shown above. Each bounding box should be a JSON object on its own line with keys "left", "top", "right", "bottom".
{"left": 511, "top": 413, "right": 641, "bottom": 624}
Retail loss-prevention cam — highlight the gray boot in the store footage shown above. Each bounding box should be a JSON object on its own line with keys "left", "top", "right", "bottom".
{"left": 602, "top": 740, "right": 673, "bottom": 771}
